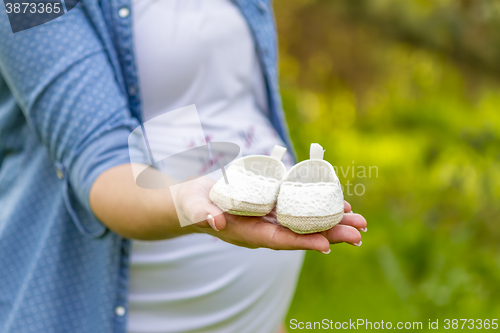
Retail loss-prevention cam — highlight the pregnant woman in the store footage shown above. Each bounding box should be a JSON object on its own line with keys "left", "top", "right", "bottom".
{"left": 0, "top": 0, "right": 366, "bottom": 332}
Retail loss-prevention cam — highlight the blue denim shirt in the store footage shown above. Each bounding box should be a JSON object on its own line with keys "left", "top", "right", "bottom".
{"left": 0, "top": 0, "right": 292, "bottom": 332}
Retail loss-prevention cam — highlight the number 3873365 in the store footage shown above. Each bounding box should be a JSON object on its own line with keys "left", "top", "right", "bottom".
{"left": 444, "top": 319, "right": 498, "bottom": 330}
{"left": 5, "top": 2, "right": 61, "bottom": 14}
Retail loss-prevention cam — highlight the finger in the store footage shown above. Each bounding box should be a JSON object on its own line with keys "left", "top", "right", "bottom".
{"left": 210, "top": 210, "right": 227, "bottom": 231}
{"left": 344, "top": 200, "right": 352, "bottom": 213}
{"left": 191, "top": 202, "right": 226, "bottom": 231}
{"left": 227, "top": 217, "right": 331, "bottom": 253}
{"left": 338, "top": 213, "right": 367, "bottom": 231}
{"left": 260, "top": 226, "right": 331, "bottom": 253}
{"left": 323, "top": 224, "right": 362, "bottom": 246}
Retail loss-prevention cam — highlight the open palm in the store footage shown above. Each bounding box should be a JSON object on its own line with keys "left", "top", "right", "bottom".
{"left": 177, "top": 176, "right": 367, "bottom": 253}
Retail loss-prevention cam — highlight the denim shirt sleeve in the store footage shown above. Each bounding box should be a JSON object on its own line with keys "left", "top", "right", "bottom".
{"left": 0, "top": 7, "right": 148, "bottom": 237}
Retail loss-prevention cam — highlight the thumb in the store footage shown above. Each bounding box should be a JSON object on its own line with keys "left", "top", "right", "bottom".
{"left": 190, "top": 202, "right": 227, "bottom": 232}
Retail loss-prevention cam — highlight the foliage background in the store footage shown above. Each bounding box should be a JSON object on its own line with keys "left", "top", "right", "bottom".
{"left": 275, "top": 0, "right": 500, "bottom": 330}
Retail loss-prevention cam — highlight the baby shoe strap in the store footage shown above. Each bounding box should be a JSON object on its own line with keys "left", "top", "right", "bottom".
{"left": 310, "top": 143, "right": 324, "bottom": 160}
{"left": 270, "top": 145, "right": 287, "bottom": 161}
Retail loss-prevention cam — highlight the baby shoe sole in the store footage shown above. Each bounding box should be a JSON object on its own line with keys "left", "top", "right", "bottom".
{"left": 277, "top": 211, "right": 344, "bottom": 234}
{"left": 210, "top": 189, "right": 275, "bottom": 217}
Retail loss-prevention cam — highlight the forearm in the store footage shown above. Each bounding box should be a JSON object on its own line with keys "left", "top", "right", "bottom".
{"left": 89, "top": 163, "right": 195, "bottom": 240}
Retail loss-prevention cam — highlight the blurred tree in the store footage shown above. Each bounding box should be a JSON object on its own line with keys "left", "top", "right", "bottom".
{"left": 274, "top": 0, "right": 500, "bottom": 329}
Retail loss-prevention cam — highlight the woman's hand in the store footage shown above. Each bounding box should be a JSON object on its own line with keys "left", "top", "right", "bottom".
{"left": 90, "top": 163, "right": 366, "bottom": 250}
{"left": 178, "top": 176, "right": 367, "bottom": 254}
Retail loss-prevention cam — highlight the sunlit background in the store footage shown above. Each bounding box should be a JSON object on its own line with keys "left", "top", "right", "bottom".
{"left": 275, "top": 0, "right": 500, "bottom": 328}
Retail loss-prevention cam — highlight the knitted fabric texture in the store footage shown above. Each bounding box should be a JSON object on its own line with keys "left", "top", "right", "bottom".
{"left": 276, "top": 143, "right": 344, "bottom": 234}
{"left": 277, "top": 212, "right": 344, "bottom": 234}
{"left": 276, "top": 182, "right": 343, "bottom": 217}
{"left": 209, "top": 190, "right": 276, "bottom": 216}
{"left": 210, "top": 163, "right": 283, "bottom": 215}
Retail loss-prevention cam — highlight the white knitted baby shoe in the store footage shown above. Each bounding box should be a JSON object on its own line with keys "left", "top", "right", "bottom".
{"left": 277, "top": 143, "right": 344, "bottom": 234}
{"left": 209, "top": 145, "right": 288, "bottom": 216}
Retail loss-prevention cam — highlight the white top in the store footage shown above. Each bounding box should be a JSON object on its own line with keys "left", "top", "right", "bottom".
{"left": 128, "top": 1, "right": 301, "bottom": 332}
{"left": 132, "top": 0, "right": 292, "bottom": 161}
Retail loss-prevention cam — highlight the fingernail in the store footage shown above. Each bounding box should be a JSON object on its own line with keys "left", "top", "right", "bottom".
{"left": 351, "top": 241, "right": 362, "bottom": 247}
{"left": 207, "top": 214, "right": 218, "bottom": 231}
{"left": 358, "top": 228, "right": 367, "bottom": 232}
{"left": 349, "top": 210, "right": 354, "bottom": 214}
{"left": 321, "top": 249, "right": 331, "bottom": 254}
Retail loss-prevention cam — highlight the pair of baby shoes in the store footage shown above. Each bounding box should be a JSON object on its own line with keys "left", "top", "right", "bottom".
{"left": 209, "top": 143, "right": 344, "bottom": 234}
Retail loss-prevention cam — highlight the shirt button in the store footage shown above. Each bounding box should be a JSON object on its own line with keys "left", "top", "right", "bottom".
{"left": 118, "top": 7, "right": 130, "bottom": 18}
{"left": 56, "top": 169, "right": 63, "bottom": 179}
{"left": 128, "top": 85, "right": 137, "bottom": 95}
{"left": 115, "top": 306, "right": 126, "bottom": 316}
